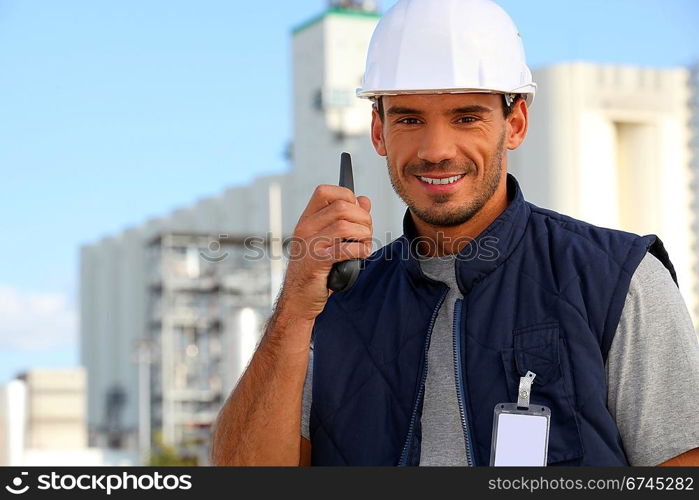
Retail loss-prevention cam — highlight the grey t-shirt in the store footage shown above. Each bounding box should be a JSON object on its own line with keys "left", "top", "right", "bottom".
{"left": 301, "top": 252, "right": 699, "bottom": 466}
{"left": 415, "top": 253, "right": 468, "bottom": 465}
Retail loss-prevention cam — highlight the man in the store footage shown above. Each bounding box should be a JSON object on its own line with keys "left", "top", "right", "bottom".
{"left": 211, "top": 0, "right": 699, "bottom": 466}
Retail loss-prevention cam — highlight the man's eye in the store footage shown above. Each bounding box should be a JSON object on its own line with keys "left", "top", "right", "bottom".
{"left": 456, "top": 116, "right": 477, "bottom": 124}
{"left": 397, "top": 117, "right": 420, "bottom": 125}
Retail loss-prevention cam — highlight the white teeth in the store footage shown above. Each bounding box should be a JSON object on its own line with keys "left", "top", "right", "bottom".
{"left": 418, "top": 174, "right": 464, "bottom": 185}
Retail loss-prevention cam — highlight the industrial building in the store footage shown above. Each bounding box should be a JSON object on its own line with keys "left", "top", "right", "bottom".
{"left": 143, "top": 233, "right": 273, "bottom": 461}
{"left": 0, "top": 368, "right": 135, "bottom": 466}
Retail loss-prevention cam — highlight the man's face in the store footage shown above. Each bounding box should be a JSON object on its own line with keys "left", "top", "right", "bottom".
{"left": 370, "top": 93, "right": 518, "bottom": 228}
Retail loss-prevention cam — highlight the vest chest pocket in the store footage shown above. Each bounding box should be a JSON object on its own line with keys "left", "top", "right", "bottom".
{"left": 500, "top": 322, "right": 584, "bottom": 465}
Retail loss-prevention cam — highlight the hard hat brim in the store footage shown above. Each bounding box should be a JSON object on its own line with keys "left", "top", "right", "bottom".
{"left": 356, "top": 84, "right": 536, "bottom": 107}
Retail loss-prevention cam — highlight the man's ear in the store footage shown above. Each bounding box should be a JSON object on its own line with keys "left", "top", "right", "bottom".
{"left": 371, "top": 105, "right": 387, "bottom": 157}
{"left": 505, "top": 98, "right": 529, "bottom": 151}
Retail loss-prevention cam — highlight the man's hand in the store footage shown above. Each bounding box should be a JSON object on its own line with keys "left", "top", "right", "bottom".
{"left": 276, "top": 184, "right": 372, "bottom": 338}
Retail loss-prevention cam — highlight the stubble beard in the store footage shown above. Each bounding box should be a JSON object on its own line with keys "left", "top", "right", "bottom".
{"left": 386, "top": 129, "right": 507, "bottom": 228}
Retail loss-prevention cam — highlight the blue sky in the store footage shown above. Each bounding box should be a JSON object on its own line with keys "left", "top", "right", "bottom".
{"left": 0, "top": 0, "right": 697, "bottom": 384}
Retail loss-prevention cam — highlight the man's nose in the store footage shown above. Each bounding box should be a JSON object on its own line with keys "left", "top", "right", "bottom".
{"left": 416, "top": 122, "right": 458, "bottom": 165}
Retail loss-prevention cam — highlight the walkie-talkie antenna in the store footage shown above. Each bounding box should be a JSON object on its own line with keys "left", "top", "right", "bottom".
{"left": 339, "top": 152, "right": 354, "bottom": 192}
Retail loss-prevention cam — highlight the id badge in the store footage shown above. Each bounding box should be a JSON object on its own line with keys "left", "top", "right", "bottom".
{"left": 490, "top": 371, "right": 551, "bottom": 466}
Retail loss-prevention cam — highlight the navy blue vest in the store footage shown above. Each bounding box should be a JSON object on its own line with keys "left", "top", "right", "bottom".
{"left": 309, "top": 173, "right": 677, "bottom": 466}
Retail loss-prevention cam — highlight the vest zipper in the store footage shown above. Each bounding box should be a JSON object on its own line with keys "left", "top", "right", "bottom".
{"left": 453, "top": 298, "right": 476, "bottom": 466}
{"left": 398, "top": 287, "right": 449, "bottom": 466}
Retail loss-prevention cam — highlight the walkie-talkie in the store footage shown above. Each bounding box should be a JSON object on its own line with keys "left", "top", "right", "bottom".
{"left": 326, "top": 152, "right": 363, "bottom": 293}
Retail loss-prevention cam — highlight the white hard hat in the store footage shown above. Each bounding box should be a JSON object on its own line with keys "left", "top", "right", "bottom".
{"left": 356, "top": 0, "right": 537, "bottom": 106}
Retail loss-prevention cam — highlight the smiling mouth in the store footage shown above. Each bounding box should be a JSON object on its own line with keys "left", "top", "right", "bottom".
{"left": 416, "top": 174, "right": 465, "bottom": 185}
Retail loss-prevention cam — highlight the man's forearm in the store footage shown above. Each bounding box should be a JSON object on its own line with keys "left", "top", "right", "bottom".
{"left": 210, "top": 309, "right": 314, "bottom": 465}
{"left": 659, "top": 447, "right": 699, "bottom": 466}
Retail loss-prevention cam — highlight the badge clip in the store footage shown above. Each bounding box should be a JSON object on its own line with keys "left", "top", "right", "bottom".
{"left": 490, "top": 370, "right": 551, "bottom": 466}
{"left": 517, "top": 370, "right": 536, "bottom": 409}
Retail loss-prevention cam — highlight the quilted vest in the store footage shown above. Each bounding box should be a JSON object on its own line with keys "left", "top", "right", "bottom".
{"left": 309, "top": 173, "right": 678, "bottom": 466}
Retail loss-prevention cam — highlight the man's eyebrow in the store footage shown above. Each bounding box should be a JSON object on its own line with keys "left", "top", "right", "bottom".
{"left": 449, "top": 105, "right": 493, "bottom": 114}
{"left": 386, "top": 105, "right": 493, "bottom": 116}
{"left": 386, "top": 106, "right": 423, "bottom": 116}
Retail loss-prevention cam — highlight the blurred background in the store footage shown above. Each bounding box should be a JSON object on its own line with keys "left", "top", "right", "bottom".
{"left": 0, "top": 0, "right": 697, "bottom": 466}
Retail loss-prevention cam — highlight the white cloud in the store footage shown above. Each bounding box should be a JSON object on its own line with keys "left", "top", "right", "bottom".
{"left": 0, "top": 286, "right": 77, "bottom": 351}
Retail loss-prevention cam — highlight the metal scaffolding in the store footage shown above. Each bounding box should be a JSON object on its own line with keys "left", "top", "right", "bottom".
{"left": 142, "top": 232, "right": 273, "bottom": 463}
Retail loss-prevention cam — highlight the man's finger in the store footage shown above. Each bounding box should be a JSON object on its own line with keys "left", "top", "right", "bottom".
{"left": 299, "top": 185, "right": 357, "bottom": 220}
{"left": 357, "top": 195, "right": 371, "bottom": 213}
